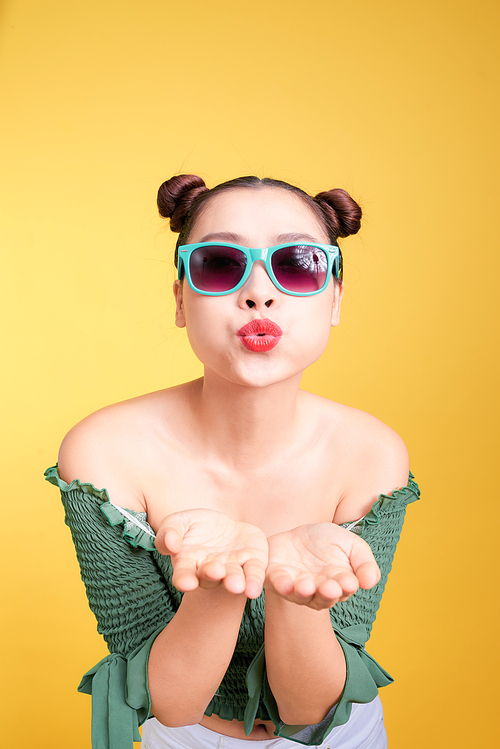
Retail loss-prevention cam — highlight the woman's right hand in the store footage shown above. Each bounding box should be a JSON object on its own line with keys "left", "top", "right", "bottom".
{"left": 155, "top": 509, "right": 268, "bottom": 599}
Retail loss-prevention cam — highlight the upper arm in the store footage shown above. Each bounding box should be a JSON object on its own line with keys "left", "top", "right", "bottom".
{"left": 58, "top": 416, "right": 100, "bottom": 483}
{"left": 364, "top": 421, "right": 410, "bottom": 496}
{"left": 55, "top": 477, "right": 175, "bottom": 656}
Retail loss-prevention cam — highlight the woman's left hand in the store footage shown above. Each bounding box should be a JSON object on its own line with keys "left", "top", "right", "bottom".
{"left": 266, "top": 523, "right": 380, "bottom": 609}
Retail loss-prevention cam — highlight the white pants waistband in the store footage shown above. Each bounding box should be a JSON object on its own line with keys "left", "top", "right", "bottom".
{"left": 141, "top": 696, "right": 387, "bottom": 749}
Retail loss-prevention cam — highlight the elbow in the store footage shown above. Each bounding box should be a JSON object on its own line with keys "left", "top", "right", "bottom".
{"left": 149, "top": 700, "right": 205, "bottom": 729}
{"left": 278, "top": 707, "right": 332, "bottom": 726}
{"left": 277, "top": 694, "right": 341, "bottom": 726}
{"left": 150, "top": 709, "right": 205, "bottom": 729}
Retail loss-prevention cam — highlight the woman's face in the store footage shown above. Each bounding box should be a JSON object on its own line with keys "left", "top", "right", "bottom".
{"left": 173, "top": 187, "right": 344, "bottom": 389}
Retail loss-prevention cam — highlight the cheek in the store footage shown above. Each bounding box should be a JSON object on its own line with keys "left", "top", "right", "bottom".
{"left": 303, "top": 285, "right": 335, "bottom": 330}
{"left": 288, "top": 294, "right": 335, "bottom": 356}
{"left": 181, "top": 297, "right": 232, "bottom": 364}
{"left": 305, "top": 316, "right": 332, "bottom": 355}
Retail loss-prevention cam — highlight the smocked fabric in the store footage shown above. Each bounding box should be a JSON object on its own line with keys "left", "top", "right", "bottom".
{"left": 45, "top": 465, "right": 419, "bottom": 749}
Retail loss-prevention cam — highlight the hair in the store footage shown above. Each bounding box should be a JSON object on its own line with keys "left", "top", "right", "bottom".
{"left": 157, "top": 174, "right": 363, "bottom": 283}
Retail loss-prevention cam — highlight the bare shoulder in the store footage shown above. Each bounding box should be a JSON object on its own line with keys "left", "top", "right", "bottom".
{"left": 336, "top": 401, "right": 409, "bottom": 477}
{"left": 304, "top": 393, "right": 410, "bottom": 524}
{"left": 57, "top": 388, "right": 180, "bottom": 511}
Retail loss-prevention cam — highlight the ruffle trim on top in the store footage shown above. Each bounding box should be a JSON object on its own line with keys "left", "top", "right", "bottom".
{"left": 338, "top": 472, "right": 420, "bottom": 536}
{"left": 100, "top": 503, "right": 156, "bottom": 551}
{"left": 44, "top": 465, "right": 156, "bottom": 552}
{"left": 45, "top": 464, "right": 419, "bottom": 553}
{"left": 359, "top": 471, "right": 420, "bottom": 537}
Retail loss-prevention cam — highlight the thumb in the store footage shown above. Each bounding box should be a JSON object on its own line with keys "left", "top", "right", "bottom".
{"left": 155, "top": 512, "right": 189, "bottom": 556}
{"left": 349, "top": 537, "right": 381, "bottom": 590}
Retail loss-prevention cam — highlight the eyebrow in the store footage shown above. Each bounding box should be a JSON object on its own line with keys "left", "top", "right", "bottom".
{"left": 276, "top": 232, "right": 322, "bottom": 243}
{"left": 197, "top": 231, "right": 323, "bottom": 244}
{"left": 198, "top": 232, "right": 245, "bottom": 243}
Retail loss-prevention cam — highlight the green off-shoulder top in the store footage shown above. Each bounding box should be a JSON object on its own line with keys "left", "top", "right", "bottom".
{"left": 45, "top": 465, "right": 420, "bottom": 749}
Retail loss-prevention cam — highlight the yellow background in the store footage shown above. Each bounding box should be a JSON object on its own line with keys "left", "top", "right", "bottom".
{"left": 1, "top": 0, "right": 499, "bottom": 746}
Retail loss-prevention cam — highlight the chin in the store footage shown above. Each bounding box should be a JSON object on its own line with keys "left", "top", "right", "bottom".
{"left": 193, "top": 338, "right": 329, "bottom": 390}
{"left": 212, "top": 355, "right": 312, "bottom": 390}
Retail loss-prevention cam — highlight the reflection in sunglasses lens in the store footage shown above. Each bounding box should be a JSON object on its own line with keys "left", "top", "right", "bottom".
{"left": 272, "top": 246, "right": 328, "bottom": 292}
{"left": 190, "top": 246, "right": 247, "bottom": 292}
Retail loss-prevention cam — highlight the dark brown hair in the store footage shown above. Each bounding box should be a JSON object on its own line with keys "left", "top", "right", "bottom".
{"left": 157, "top": 174, "right": 362, "bottom": 283}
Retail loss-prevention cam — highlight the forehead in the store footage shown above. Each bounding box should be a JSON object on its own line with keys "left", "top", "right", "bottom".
{"left": 188, "top": 187, "right": 329, "bottom": 244}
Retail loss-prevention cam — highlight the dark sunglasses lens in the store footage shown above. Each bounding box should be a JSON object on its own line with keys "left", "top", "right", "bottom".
{"left": 271, "top": 245, "right": 329, "bottom": 293}
{"left": 190, "top": 246, "right": 247, "bottom": 292}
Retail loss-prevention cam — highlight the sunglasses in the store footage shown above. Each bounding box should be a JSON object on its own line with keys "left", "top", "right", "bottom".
{"left": 177, "top": 242, "right": 341, "bottom": 297}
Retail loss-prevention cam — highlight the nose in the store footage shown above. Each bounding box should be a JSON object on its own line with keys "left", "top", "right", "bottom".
{"left": 238, "top": 261, "right": 280, "bottom": 311}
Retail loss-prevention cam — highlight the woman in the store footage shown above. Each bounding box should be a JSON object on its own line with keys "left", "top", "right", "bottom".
{"left": 45, "top": 174, "right": 419, "bottom": 749}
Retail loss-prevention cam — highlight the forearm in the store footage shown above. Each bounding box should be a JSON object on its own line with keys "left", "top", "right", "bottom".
{"left": 264, "top": 590, "right": 346, "bottom": 725}
{"left": 148, "top": 586, "right": 247, "bottom": 726}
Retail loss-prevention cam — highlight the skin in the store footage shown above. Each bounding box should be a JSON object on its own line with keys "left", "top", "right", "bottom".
{"left": 58, "top": 186, "right": 409, "bottom": 739}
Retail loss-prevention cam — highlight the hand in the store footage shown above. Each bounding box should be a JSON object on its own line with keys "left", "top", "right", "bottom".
{"left": 266, "top": 523, "right": 380, "bottom": 610}
{"left": 155, "top": 509, "right": 268, "bottom": 599}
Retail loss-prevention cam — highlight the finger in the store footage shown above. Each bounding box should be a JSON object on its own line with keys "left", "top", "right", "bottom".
{"left": 171, "top": 557, "right": 200, "bottom": 592}
{"left": 295, "top": 576, "right": 351, "bottom": 609}
{"left": 266, "top": 569, "right": 294, "bottom": 597}
{"left": 242, "top": 558, "right": 266, "bottom": 599}
{"left": 349, "top": 538, "right": 381, "bottom": 589}
{"left": 155, "top": 526, "right": 184, "bottom": 556}
{"left": 300, "top": 578, "right": 346, "bottom": 610}
{"left": 317, "top": 577, "right": 345, "bottom": 602}
{"left": 155, "top": 514, "right": 188, "bottom": 555}
{"left": 355, "top": 560, "right": 381, "bottom": 590}
{"left": 330, "top": 570, "right": 359, "bottom": 597}
{"left": 222, "top": 561, "right": 247, "bottom": 595}
{"left": 294, "top": 577, "right": 317, "bottom": 599}
{"left": 197, "top": 558, "right": 227, "bottom": 583}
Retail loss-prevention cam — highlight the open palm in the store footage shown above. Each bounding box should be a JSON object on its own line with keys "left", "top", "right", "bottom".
{"left": 155, "top": 509, "right": 269, "bottom": 599}
{"left": 266, "top": 523, "right": 380, "bottom": 609}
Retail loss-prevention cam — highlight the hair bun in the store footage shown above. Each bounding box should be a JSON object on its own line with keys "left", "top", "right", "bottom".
{"left": 314, "top": 188, "right": 362, "bottom": 238}
{"left": 157, "top": 174, "right": 209, "bottom": 232}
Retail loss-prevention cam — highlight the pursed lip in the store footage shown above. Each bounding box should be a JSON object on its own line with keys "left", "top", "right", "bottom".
{"left": 237, "top": 318, "right": 283, "bottom": 352}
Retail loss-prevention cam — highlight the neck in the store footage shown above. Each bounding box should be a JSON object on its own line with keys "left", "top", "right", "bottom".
{"left": 187, "top": 370, "right": 304, "bottom": 470}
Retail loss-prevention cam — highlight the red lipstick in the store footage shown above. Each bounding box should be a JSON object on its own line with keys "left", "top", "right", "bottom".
{"left": 237, "top": 319, "right": 283, "bottom": 352}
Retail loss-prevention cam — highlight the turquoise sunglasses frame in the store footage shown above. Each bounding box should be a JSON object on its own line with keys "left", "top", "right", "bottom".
{"left": 177, "top": 241, "right": 341, "bottom": 297}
